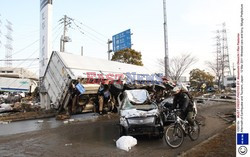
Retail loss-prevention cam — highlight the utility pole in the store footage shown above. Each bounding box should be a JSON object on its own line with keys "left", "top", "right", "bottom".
{"left": 81, "top": 46, "right": 83, "bottom": 56}
{"left": 107, "top": 39, "right": 112, "bottom": 60}
{"left": 60, "top": 15, "right": 71, "bottom": 52}
{"left": 60, "top": 15, "right": 67, "bottom": 52}
{"left": 163, "top": 0, "right": 169, "bottom": 77}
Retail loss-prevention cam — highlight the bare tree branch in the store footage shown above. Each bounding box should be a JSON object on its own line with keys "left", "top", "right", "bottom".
{"left": 157, "top": 53, "right": 198, "bottom": 81}
{"left": 205, "top": 60, "right": 222, "bottom": 87}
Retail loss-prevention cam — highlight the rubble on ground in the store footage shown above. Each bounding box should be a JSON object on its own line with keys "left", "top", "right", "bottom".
{"left": 0, "top": 92, "right": 56, "bottom": 122}
{"left": 56, "top": 114, "right": 71, "bottom": 120}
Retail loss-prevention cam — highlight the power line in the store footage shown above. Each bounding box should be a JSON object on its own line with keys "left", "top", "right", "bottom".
{"left": 0, "top": 58, "right": 38, "bottom": 61}
{"left": 71, "top": 18, "right": 108, "bottom": 39}
{"left": 52, "top": 24, "right": 64, "bottom": 43}
{"left": 52, "top": 27, "right": 64, "bottom": 49}
{"left": 12, "top": 48, "right": 38, "bottom": 68}
{"left": 12, "top": 39, "right": 39, "bottom": 56}
{"left": 4, "top": 49, "right": 39, "bottom": 88}
{"left": 71, "top": 19, "right": 106, "bottom": 43}
{"left": 11, "top": 22, "right": 63, "bottom": 57}
{"left": 70, "top": 20, "right": 106, "bottom": 47}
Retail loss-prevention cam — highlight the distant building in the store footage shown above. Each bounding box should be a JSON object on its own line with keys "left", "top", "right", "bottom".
{"left": 223, "top": 75, "right": 236, "bottom": 87}
{"left": 0, "top": 67, "right": 38, "bottom": 93}
{"left": 178, "top": 76, "right": 187, "bottom": 83}
{"left": 177, "top": 76, "right": 190, "bottom": 91}
{"left": 0, "top": 67, "right": 38, "bottom": 80}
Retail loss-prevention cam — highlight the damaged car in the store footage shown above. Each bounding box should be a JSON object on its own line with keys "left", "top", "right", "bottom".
{"left": 118, "top": 89, "right": 164, "bottom": 137}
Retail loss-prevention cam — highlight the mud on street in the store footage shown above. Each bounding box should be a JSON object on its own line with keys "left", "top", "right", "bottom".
{"left": 0, "top": 101, "right": 235, "bottom": 157}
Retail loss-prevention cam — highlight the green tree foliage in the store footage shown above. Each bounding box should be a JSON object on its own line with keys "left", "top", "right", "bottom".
{"left": 189, "top": 69, "right": 215, "bottom": 90}
{"left": 111, "top": 48, "right": 143, "bottom": 66}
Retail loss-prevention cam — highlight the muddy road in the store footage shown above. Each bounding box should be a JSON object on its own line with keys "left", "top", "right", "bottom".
{"left": 0, "top": 101, "right": 235, "bottom": 157}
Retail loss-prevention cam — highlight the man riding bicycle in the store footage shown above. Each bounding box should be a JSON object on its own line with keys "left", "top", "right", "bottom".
{"left": 172, "top": 86, "right": 196, "bottom": 127}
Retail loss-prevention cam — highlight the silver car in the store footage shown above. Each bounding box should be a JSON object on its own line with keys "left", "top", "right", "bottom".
{"left": 118, "top": 89, "right": 164, "bottom": 137}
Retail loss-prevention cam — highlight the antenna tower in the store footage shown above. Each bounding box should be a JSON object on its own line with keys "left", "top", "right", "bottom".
{"left": 5, "top": 19, "right": 13, "bottom": 67}
{"left": 215, "top": 30, "right": 222, "bottom": 86}
{"left": 221, "top": 23, "right": 231, "bottom": 77}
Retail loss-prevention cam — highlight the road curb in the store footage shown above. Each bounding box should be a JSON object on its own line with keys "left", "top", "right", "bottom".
{"left": 178, "top": 124, "right": 235, "bottom": 157}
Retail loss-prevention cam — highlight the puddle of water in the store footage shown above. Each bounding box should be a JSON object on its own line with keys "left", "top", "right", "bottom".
{"left": 0, "top": 113, "right": 98, "bottom": 136}
{"left": 0, "top": 118, "right": 61, "bottom": 136}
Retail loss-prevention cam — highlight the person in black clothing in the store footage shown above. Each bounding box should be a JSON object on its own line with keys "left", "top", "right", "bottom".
{"left": 98, "top": 80, "right": 111, "bottom": 115}
{"left": 172, "top": 86, "right": 195, "bottom": 126}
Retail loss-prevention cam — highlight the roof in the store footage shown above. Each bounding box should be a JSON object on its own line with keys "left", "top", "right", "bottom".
{"left": 55, "top": 51, "right": 162, "bottom": 83}
{"left": 58, "top": 51, "right": 153, "bottom": 74}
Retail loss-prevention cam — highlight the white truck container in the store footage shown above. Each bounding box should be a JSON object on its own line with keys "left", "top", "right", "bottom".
{"left": 42, "top": 51, "right": 162, "bottom": 111}
{"left": 0, "top": 77, "right": 37, "bottom": 93}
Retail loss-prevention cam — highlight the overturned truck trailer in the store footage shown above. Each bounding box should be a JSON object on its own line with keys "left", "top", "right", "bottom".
{"left": 42, "top": 51, "right": 162, "bottom": 113}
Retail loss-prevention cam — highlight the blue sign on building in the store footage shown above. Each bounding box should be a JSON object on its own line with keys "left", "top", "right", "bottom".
{"left": 112, "top": 29, "right": 131, "bottom": 52}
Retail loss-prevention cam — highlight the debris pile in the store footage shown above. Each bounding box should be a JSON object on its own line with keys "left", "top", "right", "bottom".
{"left": 0, "top": 92, "right": 56, "bottom": 122}
{"left": 216, "top": 111, "right": 235, "bottom": 123}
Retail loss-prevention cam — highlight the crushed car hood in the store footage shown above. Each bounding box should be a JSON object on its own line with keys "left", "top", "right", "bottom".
{"left": 120, "top": 108, "right": 159, "bottom": 118}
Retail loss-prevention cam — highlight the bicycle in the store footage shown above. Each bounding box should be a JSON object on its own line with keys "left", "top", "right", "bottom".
{"left": 164, "top": 109, "right": 200, "bottom": 148}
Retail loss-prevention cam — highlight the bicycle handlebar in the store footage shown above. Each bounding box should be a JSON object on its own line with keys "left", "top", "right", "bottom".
{"left": 173, "top": 109, "right": 182, "bottom": 112}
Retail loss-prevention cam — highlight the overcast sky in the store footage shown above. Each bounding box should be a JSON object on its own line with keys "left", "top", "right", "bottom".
{"left": 0, "top": 0, "right": 243, "bottom": 77}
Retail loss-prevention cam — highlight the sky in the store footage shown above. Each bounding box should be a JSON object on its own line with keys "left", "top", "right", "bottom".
{"left": 0, "top": 0, "right": 243, "bottom": 78}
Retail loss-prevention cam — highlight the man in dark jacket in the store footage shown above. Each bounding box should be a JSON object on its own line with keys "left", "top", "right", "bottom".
{"left": 172, "top": 86, "right": 195, "bottom": 126}
{"left": 98, "top": 80, "right": 111, "bottom": 115}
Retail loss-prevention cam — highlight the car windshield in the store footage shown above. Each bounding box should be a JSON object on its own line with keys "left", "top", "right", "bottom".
{"left": 121, "top": 89, "right": 157, "bottom": 111}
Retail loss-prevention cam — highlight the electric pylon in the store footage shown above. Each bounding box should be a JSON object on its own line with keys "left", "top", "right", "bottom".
{"left": 5, "top": 19, "right": 13, "bottom": 67}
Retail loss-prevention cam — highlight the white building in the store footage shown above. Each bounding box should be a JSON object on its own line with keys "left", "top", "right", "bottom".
{"left": 223, "top": 75, "right": 236, "bottom": 87}
{"left": 0, "top": 67, "right": 38, "bottom": 93}
{"left": 0, "top": 67, "right": 38, "bottom": 80}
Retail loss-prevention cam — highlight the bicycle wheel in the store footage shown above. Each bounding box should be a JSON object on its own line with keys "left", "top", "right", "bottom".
{"left": 164, "top": 124, "right": 184, "bottom": 148}
{"left": 188, "top": 120, "right": 200, "bottom": 141}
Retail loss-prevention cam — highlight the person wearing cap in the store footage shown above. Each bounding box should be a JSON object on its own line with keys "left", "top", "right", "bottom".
{"left": 172, "top": 86, "right": 195, "bottom": 126}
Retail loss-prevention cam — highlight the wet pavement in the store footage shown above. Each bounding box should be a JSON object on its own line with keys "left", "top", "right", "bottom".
{"left": 0, "top": 113, "right": 98, "bottom": 136}
{"left": 0, "top": 101, "right": 235, "bottom": 157}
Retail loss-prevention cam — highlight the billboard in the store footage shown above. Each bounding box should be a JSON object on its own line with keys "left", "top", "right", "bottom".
{"left": 40, "top": 0, "right": 52, "bottom": 78}
{"left": 112, "top": 29, "right": 131, "bottom": 52}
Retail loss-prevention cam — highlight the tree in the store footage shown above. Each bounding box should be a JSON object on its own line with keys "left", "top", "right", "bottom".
{"left": 158, "top": 53, "right": 197, "bottom": 81}
{"left": 189, "top": 69, "right": 215, "bottom": 90}
{"left": 206, "top": 61, "right": 222, "bottom": 88}
{"left": 111, "top": 48, "right": 143, "bottom": 66}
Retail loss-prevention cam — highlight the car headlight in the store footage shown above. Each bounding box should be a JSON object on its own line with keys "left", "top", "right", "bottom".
{"left": 120, "top": 117, "right": 128, "bottom": 127}
{"left": 127, "top": 117, "right": 155, "bottom": 125}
